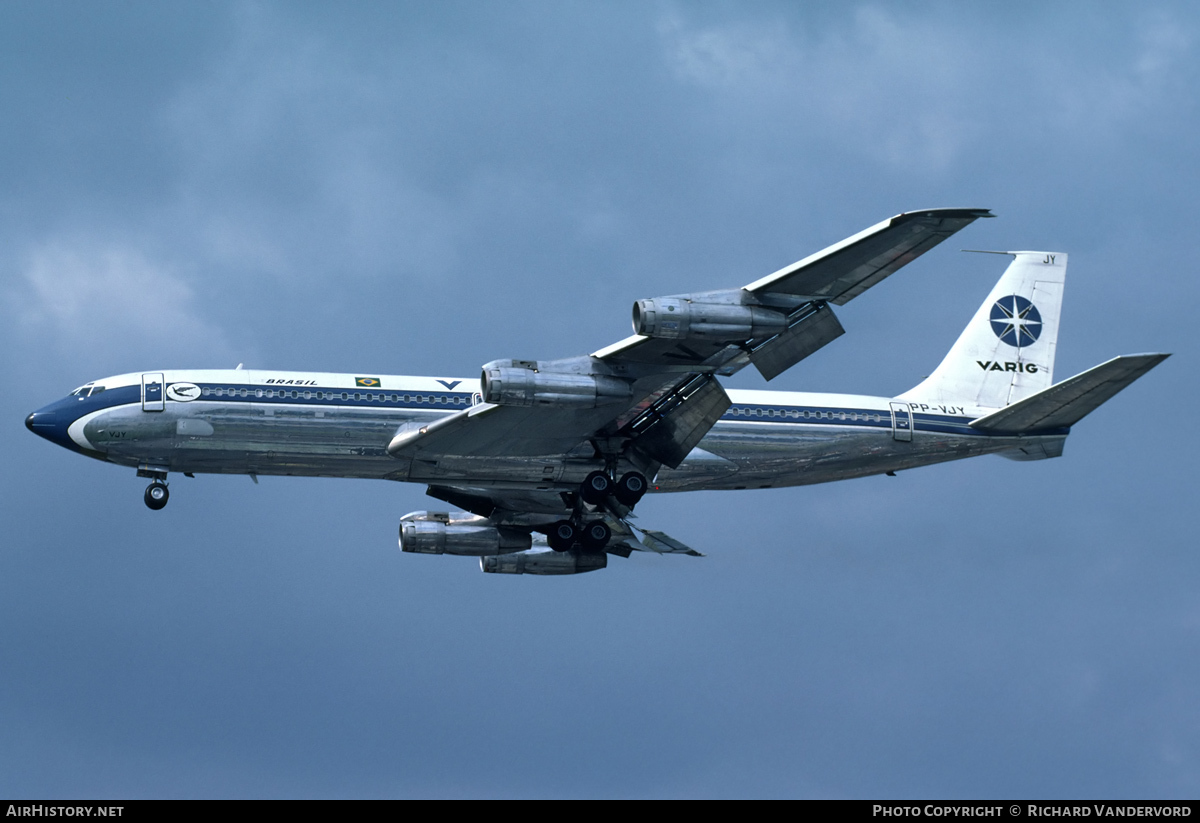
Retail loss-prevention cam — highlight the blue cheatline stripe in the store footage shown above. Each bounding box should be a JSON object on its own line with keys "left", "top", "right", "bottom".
{"left": 720, "top": 404, "right": 1022, "bottom": 436}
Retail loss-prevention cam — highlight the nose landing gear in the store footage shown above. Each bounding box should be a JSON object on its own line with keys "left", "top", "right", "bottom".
{"left": 144, "top": 482, "right": 169, "bottom": 510}
{"left": 137, "top": 466, "right": 171, "bottom": 510}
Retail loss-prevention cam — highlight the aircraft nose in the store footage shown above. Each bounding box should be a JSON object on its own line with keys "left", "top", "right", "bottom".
{"left": 25, "top": 410, "right": 62, "bottom": 443}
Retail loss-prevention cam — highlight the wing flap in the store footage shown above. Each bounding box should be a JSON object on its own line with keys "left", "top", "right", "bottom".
{"left": 625, "top": 374, "right": 732, "bottom": 468}
{"left": 749, "top": 302, "right": 846, "bottom": 381}
{"left": 969, "top": 353, "right": 1169, "bottom": 434}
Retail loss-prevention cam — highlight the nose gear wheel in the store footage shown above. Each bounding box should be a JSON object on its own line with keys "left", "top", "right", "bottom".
{"left": 144, "top": 482, "right": 169, "bottom": 510}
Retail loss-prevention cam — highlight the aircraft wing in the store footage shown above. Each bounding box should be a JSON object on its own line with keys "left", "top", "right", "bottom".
{"left": 594, "top": 208, "right": 992, "bottom": 377}
{"left": 388, "top": 208, "right": 990, "bottom": 468}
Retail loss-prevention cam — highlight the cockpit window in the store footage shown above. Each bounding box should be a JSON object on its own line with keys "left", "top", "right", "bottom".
{"left": 70, "top": 385, "right": 105, "bottom": 397}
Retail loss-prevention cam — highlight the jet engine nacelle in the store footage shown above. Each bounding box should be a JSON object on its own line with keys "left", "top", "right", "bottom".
{"left": 481, "top": 362, "right": 631, "bottom": 408}
{"left": 399, "top": 511, "right": 531, "bottom": 556}
{"left": 480, "top": 548, "right": 608, "bottom": 575}
{"left": 633, "top": 296, "right": 787, "bottom": 341}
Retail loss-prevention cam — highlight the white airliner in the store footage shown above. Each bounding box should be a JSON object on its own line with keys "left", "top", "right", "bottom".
{"left": 26, "top": 209, "right": 1168, "bottom": 575}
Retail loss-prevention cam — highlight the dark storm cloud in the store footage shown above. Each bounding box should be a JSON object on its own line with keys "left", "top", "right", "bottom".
{"left": 1, "top": 1, "right": 1195, "bottom": 797}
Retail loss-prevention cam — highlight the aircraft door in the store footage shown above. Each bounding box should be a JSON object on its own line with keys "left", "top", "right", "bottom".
{"left": 889, "top": 401, "right": 913, "bottom": 442}
{"left": 142, "top": 373, "right": 165, "bottom": 412}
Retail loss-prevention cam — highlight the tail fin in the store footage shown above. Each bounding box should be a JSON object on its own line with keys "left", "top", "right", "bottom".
{"left": 900, "top": 251, "right": 1066, "bottom": 410}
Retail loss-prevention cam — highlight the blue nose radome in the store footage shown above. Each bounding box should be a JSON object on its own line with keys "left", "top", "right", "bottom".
{"left": 25, "top": 409, "right": 73, "bottom": 450}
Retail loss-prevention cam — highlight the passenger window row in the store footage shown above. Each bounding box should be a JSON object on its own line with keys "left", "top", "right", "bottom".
{"left": 728, "top": 407, "right": 884, "bottom": 423}
{"left": 197, "top": 387, "right": 469, "bottom": 406}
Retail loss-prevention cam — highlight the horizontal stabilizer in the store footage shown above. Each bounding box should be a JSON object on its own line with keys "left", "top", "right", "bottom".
{"left": 970, "top": 353, "right": 1169, "bottom": 434}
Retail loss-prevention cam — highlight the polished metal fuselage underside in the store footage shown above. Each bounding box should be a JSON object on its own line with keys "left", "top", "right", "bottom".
{"left": 56, "top": 371, "right": 1063, "bottom": 493}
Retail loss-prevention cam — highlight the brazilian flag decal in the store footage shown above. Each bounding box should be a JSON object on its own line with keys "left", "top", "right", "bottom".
{"left": 355, "top": 377, "right": 381, "bottom": 387}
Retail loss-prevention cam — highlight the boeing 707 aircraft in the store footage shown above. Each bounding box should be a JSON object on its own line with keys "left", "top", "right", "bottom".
{"left": 25, "top": 209, "right": 1168, "bottom": 575}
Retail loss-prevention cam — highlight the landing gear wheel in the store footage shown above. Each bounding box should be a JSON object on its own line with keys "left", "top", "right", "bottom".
{"left": 548, "top": 520, "right": 578, "bottom": 552}
{"left": 144, "top": 482, "right": 169, "bottom": 510}
{"left": 614, "top": 471, "right": 648, "bottom": 506}
{"left": 580, "top": 470, "right": 613, "bottom": 505}
{"left": 581, "top": 520, "right": 611, "bottom": 552}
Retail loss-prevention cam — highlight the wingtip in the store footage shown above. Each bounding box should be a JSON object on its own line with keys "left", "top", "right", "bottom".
{"left": 900, "top": 207, "right": 994, "bottom": 220}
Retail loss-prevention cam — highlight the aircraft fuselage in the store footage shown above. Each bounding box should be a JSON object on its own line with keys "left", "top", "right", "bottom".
{"left": 26, "top": 369, "right": 1064, "bottom": 493}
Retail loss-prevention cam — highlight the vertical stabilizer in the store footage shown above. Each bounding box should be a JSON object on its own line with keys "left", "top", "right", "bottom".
{"left": 900, "top": 252, "right": 1066, "bottom": 409}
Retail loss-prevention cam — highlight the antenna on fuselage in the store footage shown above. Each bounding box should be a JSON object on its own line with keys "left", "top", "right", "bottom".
{"left": 235, "top": 363, "right": 244, "bottom": 370}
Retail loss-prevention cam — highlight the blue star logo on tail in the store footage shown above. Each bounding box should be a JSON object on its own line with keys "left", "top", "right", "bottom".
{"left": 990, "top": 295, "right": 1042, "bottom": 347}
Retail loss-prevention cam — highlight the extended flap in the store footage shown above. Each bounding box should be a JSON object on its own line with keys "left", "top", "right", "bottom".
{"left": 629, "top": 375, "right": 732, "bottom": 469}
{"left": 751, "top": 303, "right": 845, "bottom": 381}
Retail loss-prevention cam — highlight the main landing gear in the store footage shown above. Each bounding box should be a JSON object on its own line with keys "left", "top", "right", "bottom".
{"left": 548, "top": 470, "right": 648, "bottom": 552}
{"left": 613, "top": 471, "right": 647, "bottom": 507}
{"left": 580, "top": 470, "right": 648, "bottom": 507}
{"left": 548, "top": 519, "right": 612, "bottom": 552}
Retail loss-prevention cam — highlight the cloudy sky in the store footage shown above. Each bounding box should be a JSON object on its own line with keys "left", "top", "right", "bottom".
{"left": 1, "top": 1, "right": 1195, "bottom": 798}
